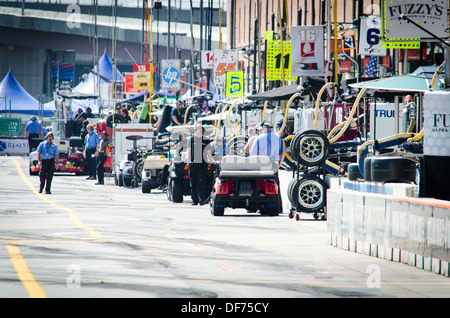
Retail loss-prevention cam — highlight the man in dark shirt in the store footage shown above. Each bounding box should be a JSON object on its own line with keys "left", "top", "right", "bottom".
{"left": 186, "top": 123, "right": 213, "bottom": 205}
{"left": 171, "top": 100, "right": 184, "bottom": 126}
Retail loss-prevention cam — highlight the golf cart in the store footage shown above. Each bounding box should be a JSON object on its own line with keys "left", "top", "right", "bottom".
{"left": 210, "top": 155, "right": 282, "bottom": 216}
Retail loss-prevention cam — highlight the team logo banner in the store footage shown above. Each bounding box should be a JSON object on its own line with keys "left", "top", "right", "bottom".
{"left": 290, "top": 26, "right": 324, "bottom": 77}
{"left": 161, "top": 59, "right": 181, "bottom": 91}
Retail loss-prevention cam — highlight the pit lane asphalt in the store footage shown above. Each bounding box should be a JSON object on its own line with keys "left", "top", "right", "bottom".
{"left": 1, "top": 156, "right": 449, "bottom": 298}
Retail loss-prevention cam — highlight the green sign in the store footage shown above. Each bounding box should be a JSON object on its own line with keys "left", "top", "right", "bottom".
{"left": 0, "top": 118, "right": 21, "bottom": 134}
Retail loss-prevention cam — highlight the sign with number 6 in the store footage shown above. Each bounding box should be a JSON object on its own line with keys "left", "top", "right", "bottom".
{"left": 358, "top": 16, "right": 386, "bottom": 56}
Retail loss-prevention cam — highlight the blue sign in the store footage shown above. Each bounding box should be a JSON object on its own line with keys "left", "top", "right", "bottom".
{"left": 162, "top": 67, "right": 180, "bottom": 85}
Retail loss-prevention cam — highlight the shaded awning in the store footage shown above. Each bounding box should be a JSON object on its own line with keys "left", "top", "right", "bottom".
{"left": 247, "top": 85, "right": 301, "bottom": 101}
{"left": 247, "top": 77, "right": 327, "bottom": 102}
{"left": 350, "top": 66, "right": 446, "bottom": 93}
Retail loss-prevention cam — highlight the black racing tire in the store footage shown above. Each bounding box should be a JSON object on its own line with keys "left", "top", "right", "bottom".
{"left": 348, "top": 163, "right": 363, "bottom": 181}
{"left": 171, "top": 178, "right": 184, "bottom": 203}
{"left": 287, "top": 178, "right": 298, "bottom": 207}
{"left": 371, "top": 157, "right": 416, "bottom": 183}
{"left": 295, "top": 174, "right": 326, "bottom": 212}
{"left": 293, "top": 130, "right": 329, "bottom": 167}
{"left": 364, "top": 157, "right": 373, "bottom": 181}
{"left": 106, "top": 113, "right": 126, "bottom": 128}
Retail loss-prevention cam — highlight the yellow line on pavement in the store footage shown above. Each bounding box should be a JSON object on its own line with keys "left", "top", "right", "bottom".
{"left": 7, "top": 159, "right": 104, "bottom": 298}
{"left": 5, "top": 243, "right": 47, "bottom": 298}
{"left": 13, "top": 159, "right": 103, "bottom": 240}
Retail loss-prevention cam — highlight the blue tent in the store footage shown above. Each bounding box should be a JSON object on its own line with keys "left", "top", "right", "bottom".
{"left": 74, "top": 52, "right": 123, "bottom": 95}
{"left": 0, "top": 71, "right": 52, "bottom": 116}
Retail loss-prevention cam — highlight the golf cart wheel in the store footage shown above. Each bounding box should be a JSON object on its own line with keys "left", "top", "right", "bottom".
{"left": 295, "top": 130, "right": 329, "bottom": 167}
{"left": 133, "top": 158, "right": 145, "bottom": 180}
{"left": 166, "top": 180, "right": 173, "bottom": 201}
{"left": 210, "top": 193, "right": 224, "bottom": 216}
{"left": 296, "top": 174, "right": 326, "bottom": 212}
{"left": 142, "top": 185, "right": 151, "bottom": 193}
{"left": 225, "top": 136, "right": 248, "bottom": 156}
{"left": 171, "top": 178, "right": 184, "bottom": 203}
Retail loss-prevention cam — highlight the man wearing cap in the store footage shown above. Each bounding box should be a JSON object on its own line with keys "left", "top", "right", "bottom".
{"left": 250, "top": 121, "right": 285, "bottom": 214}
{"left": 84, "top": 124, "right": 100, "bottom": 180}
{"left": 95, "top": 131, "right": 112, "bottom": 185}
{"left": 171, "top": 100, "right": 185, "bottom": 126}
{"left": 250, "top": 121, "right": 285, "bottom": 168}
{"left": 37, "top": 132, "right": 59, "bottom": 194}
{"left": 25, "top": 115, "right": 44, "bottom": 153}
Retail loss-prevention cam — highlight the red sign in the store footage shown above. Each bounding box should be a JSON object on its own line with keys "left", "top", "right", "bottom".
{"left": 125, "top": 73, "right": 141, "bottom": 94}
{"left": 133, "top": 63, "right": 151, "bottom": 72}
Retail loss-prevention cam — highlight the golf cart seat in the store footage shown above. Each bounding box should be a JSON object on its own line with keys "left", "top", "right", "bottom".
{"left": 219, "top": 155, "right": 278, "bottom": 177}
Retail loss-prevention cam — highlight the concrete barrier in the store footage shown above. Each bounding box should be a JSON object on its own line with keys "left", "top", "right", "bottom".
{"left": 327, "top": 178, "right": 450, "bottom": 277}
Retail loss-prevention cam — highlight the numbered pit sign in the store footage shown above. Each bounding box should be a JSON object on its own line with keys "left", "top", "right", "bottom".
{"left": 266, "top": 41, "right": 298, "bottom": 81}
{"left": 225, "top": 71, "right": 244, "bottom": 98}
{"left": 133, "top": 63, "right": 151, "bottom": 90}
{"left": 161, "top": 59, "right": 181, "bottom": 91}
{"left": 202, "top": 51, "right": 214, "bottom": 70}
{"left": 213, "top": 50, "right": 238, "bottom": 90}
{"left": 359, "top": 16, "right": 386, "bottom": 56}
{"left": 290, "top": 26, "right": 324, "bottom": 77}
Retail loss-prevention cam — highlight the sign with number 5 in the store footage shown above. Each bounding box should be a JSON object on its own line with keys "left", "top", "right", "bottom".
{"left": 213, "top": 50, "right": 238, "bottom": 90}
{"left": 359, "top": 16, "right": 386, "bottom": 56}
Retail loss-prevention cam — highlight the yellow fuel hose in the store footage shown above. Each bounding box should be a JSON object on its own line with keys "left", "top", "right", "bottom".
{"left": 430, "top": 60, "right": 445, "bottom": 91}
{"left": 329, "top": 87, "right": 367, "bottom": 144}
{"left": 278, "top": 93, "right": 300, "bottom": 137}
{"left": 313, "top": 82, "right": 335, "bottom": 130}
{"left": 183, "top": 104, "right": 195, "bottom": 125}
{"left": 227, "top": 97, "right": 246, "bottom": 138}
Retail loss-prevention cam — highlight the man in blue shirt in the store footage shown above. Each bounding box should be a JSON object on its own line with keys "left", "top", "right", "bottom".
{"left": 37, "top": 132, "right": 59, "bottom": 194}
{"left": 250, "top": 121, "right": 285, "bottom": 168}
{"left": 249, "top": 121, "right": 285, "bottom": 214}
{"left": 25, "top": 116, "right": 44, "bottom": 153}
{"left": 84, "top": 124, "right": 100, "bottom": 180}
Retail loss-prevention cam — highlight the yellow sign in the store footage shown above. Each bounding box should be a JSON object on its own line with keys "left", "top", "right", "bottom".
{"left": 266, "top": 41, "right": 298, "bottom": 81}
{"left": 226, "top": 71, "right": 244, "bottom": 98}
{"left": 133, "top": 72, "right": 151, "bottom": 90}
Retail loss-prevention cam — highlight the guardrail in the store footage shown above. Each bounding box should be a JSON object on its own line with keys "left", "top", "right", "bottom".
{"left": 327, "top": 178, "right": 450, "bottom": 277}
